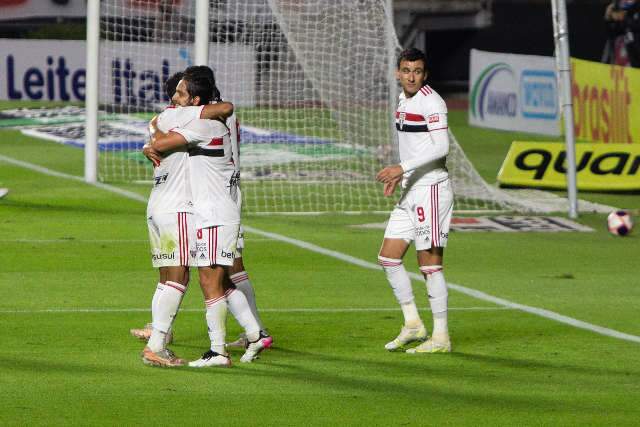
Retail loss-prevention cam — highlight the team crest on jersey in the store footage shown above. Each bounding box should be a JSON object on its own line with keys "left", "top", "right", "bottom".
{"left": 398, "top": 112, "right": 406, "bottom": 130}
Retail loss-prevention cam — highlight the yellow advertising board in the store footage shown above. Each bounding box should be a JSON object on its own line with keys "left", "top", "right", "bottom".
{"left": 497, "top": 141, "right": 640, "bottom": 190}
{"left": 571, "top": 58, "right": 640, "bottom": 144}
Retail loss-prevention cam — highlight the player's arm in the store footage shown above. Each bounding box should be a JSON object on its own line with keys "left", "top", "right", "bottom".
{"left": 143, "top": 115, "right": 162, "bottom": 166}
{"left": 143, "top": 130, "right": 186, "bottom": 165}
{"left": 200, "top": 102, "right": 234, "bottom": 120}
{"left": 151, "top": 131, "right": 189, "bottom": 153}
{"left": 376, "top": 111, "right": 449, "bottom": 184}
{"left": 148, "top": 115, "right": 159, "bottom": 139}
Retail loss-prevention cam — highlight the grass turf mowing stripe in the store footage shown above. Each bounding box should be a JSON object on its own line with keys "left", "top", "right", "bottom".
{"left": 0, "top": 307, "right": 513, "bottom": 314}
{"left": 4, "top": 153, "right": 639, "bottom": 345}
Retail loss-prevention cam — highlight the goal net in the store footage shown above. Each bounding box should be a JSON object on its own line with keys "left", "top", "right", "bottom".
{"left": 95, "top": 0, "right": 583, "bottom": 214}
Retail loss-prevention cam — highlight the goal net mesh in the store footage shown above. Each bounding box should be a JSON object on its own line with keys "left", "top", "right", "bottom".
{"left": 97, "top": 0, "right": 576, "bottom": 214}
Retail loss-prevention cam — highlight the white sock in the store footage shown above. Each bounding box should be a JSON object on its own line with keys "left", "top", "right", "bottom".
{"left": 230, "top": 271, "right": 265, "bottom": 330}
{"left": 420, "top": 265, "right": 449, "bottom": 337}
{"left": 225, "top": 288, "right": 261, "bottom": 342}
{"left": 150, "top": 282, "right": 163, "bottom": 324}
{"left": 378, "top": 256, "right": 422, "bottom": 327}
{"left": 148, "top": 281, "right": 187, "bottom": 352}
{"left": 205, "top": 295, "right": 227, "bottom": 354}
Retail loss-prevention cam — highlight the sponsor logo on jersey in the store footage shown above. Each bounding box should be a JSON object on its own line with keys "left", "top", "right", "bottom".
{"left": 220, "top": 250, "right": 234, "bottom": 259}
{"left": 428, "top": 114, "right": 440, "bottom": 124}
{"left": 398, "top": 112, "right": 406, "bottom": 130}
{"left": 153, "top": 173, "right": 169, "bottom": 186}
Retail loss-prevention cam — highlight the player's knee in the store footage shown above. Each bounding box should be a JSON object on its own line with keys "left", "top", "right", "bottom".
{"left": 378, "top": 256, "right": 403, "bottom": 272}
{"left": 419, "top": 265, "right": 443, "bottom": 277}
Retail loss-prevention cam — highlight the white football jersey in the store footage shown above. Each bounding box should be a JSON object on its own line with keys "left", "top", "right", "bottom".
{"left": 173, "top": 118, "right": 240, "bottom": 228}
{"left": 146, "top": 105, "right": 204, "bottom": 217}
{"left": 226, "top": 112, "right": 242, "bottom": 211}
{"left": 395, "top": 85, "right": 449, "bottom": 188}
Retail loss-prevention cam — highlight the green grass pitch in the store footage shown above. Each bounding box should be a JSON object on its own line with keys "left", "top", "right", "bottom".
{"left": 1, "top": 101, "right": 639, "bottom": 425}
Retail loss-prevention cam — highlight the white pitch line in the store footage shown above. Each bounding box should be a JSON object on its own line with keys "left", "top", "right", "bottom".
{"left": 3, "top": 154, "right": 640, "bottom": 344}
{"left": 0, "top": 306, "right": 512, "bottom": 315}
{"left": 242, "top": 227, "right": 640, "bottom": 345}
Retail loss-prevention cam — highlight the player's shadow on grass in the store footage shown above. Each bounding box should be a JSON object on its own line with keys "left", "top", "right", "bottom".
{"left": 0, "top": 354, "right": 133, "bottom": 375}
{"left": 449, "top": 351, "right": 640, "bottom": 378}
{"left": 221, "top": 350, "right": 611, "bottom": 414}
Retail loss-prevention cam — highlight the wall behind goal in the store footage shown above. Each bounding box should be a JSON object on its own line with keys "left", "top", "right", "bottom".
{"left": 0, "top": 39, "right": 256, "bottom": 107}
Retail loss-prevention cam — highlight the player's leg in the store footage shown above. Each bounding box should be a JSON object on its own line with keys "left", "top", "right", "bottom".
{"left": 407, "top": 180, "right": 453, "bottom": 354}
{"left": 130, "top": 267, "right": 167, "bottom": 341}
{"left": 131, "top": 218, "right": 166, "bottom": 341}
{"left": 188, "top": 225, "right": 232, "bottom": 367}
{"left": 379, "top": 203, "right": 427, "bottom": 351}
{"left": 227, "top": 228, "right": 271, "bottom": 347}
{"left": 216, "top": 225, "right": 271, "bottom": 361}
{"left": 146, "top": 266, "right": 187, "bottom": 352}
{"left": 230, "top": 256, "right": 266, "bottom": 333}
{"left": 141, "top": 213, "right": 193, "bottom": 367}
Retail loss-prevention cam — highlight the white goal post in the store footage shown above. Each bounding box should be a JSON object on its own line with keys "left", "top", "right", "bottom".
{"left": 84, "top": 0, "right": 588, "bottom": 215}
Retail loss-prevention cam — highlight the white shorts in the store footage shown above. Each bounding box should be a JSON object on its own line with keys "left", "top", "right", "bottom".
{"left": 236, "top": 225, "right": 245, "bottom": 257}
{"left": 147, "top": 212, "right": 195, "bottom": 268}
{"left": 194, "top": 224, "right": 240, "bottom": 267}
{"left": 384, "top": 179, "right": 453, "bottom": 250}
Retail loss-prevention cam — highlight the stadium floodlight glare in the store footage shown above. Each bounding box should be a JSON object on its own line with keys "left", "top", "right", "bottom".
{"left": 85, "top": 0, "right": 584, "bottom": 214}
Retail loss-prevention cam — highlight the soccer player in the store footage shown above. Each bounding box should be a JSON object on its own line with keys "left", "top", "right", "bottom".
{"left": 138, "top": 71, "right": 234, "bottom": 367}
{"left": 182, "top": 65, "right": 271, "bottom": 348}
{"left": 376, "top": 48, "right": 453, "bottom": 354}
{"left": 224, "top": 96, "right": 270, "bottom": 348}
{"left": 150, "top": 69, "right": 271, "bottom": 367}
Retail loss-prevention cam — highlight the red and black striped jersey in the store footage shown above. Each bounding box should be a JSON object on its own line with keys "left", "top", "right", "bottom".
{"left": 396, "top": 85, "right": 449, "bottom": 187}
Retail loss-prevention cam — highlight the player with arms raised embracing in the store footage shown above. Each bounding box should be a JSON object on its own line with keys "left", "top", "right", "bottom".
{"left": 138, "top": 72, "right": 234, "bottom": 367}
{"left": 150, "top": 68, "right": 271, "bottom": 367}
{"left": 376, "top": 48, "right": 453, "bottom": 354}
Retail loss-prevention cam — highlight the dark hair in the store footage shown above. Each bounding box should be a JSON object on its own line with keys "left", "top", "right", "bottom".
{"left": 184, "top": 65, "right": 221, "bottom": 102}
{"left": 397, "top": 48, "right": 427, "bottom": 69}
{"left": 182, "top": 74, "right": 214, "bottom": 105}
{"left": 164, "top": 71, "right": 184, "bottom": 99}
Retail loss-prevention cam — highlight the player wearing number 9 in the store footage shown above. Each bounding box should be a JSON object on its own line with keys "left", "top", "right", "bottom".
{"left": 375, "top": 48, "right": 454, "bottom": 354}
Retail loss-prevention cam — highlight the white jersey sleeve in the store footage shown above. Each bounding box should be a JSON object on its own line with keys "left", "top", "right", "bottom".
{"left": 156, "top": 105, "right": 204, "bottom": 133}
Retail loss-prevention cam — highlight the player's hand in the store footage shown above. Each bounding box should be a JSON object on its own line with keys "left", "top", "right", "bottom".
{"left": 383, "top": 179, "right": 399, "bottom": 197}
{"left": 148, "top": 116, "right": 159, "bottom": 141}
{"left": 376, "top": 164, "right": 404, "bottom": 183}
{"left": 142, "top": 143, "right": 161, "bottom": 167}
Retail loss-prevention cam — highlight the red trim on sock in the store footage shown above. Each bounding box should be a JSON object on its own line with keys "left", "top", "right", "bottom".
{"left": 164, "top": 281, "right": 186, "bottom": 293}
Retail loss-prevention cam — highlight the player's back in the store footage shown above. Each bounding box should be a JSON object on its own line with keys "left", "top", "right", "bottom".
{"left": 177, "top": 118, "right": 240, "bottom": 228}
{"left": 147, "top": 105, "right": 203, "bottom": 217}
